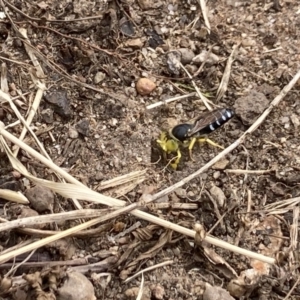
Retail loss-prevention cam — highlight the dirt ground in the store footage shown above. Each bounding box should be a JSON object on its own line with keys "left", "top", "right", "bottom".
{"left": 0, "top": 0, "right": 300, "bottom": 299}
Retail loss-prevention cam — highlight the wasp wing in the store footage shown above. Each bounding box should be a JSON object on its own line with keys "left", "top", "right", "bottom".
{"left": 186, "top": 109, "right": 223, "bottom": 137}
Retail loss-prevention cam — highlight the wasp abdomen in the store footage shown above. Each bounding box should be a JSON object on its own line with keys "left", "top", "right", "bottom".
{"left": 199, "top": 108, "right": 234, "bottom": 135}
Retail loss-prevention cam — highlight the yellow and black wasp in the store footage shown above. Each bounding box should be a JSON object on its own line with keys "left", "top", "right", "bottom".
{"left": 157, "top": 108, "right": 234, "bottom": 169}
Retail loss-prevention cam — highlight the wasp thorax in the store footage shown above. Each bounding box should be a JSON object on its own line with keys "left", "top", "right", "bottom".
{"left": 171, "top": 124, "right": 193, "bottom": 142}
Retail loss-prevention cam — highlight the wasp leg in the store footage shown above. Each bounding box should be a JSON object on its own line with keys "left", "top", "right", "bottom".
{"left": 171, "top": 149, "right": 181, "bottom": 169}
{"left": 188, "top": 137, "right": 197, "bottom": 161}
{"left": 198, "top": 137, "right": 224, "bottom": 150}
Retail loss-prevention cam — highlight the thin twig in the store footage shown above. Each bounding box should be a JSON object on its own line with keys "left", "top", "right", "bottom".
{"left": 216, "top": 43, "right": 240, "bottom": 102}
{"left": 0, "top": 209, "right": 109, "bottom": 232}
{"left": 225, "top": 169, "right": 274, "bottom": 175}
{"left": 204, "top": 190, "right": 224, "bottom": 228}
{"left": 193, "top": 44, "right": 216, "bottom": 77}
{"left": 180, "top": 62, "right": 214, "bottom": 110}
{"left": 283, "top": 276, "right": 300, "bottom": 300}
{"left": 124, "top": 260, "right": 174, "bottom": 283}
{"left": 146, "top": 93, "right": 196, "bottom": 110}
{"left": 197, "top": 0, "right": 211, "bottom": 33}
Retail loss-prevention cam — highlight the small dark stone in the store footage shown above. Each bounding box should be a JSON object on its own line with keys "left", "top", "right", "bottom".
{"left": 75, "top": 118, "right": 90, "bottom": 136}
{"left": 166, "top": 51, "right": 181, "bottom": 75}
{"left": 119, "top": 17, "right": 135, "bottom": 37}
{"left": 25, "top": 185, "right": 55, "bottom": 213}
{"left": 145, "top": 29, "right": 164, "bottom": 49}
{"left": 44, "top": 89, "right": 72, "bottom": 119}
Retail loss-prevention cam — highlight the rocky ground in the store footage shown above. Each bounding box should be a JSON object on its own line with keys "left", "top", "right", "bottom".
{"left": 0, "top": 0, "right": 300, "bottom": 299}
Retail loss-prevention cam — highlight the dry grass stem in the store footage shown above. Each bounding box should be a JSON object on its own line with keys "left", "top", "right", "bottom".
{"left": 204, "top": 190, "right": 224, "bottom": 228}
{"left": 13, "top": 28, "right": 46, "bottom": 157}
{"left": 0, "top": 239, "right": 36, "bottom": 256}
{"left": 198, "top": 0, "right": 211, "bottom": 33}
{"left": 124, "top": 260, "right": 174, "bottom": 284}
{"left": 193, "top": 44, "right": 215, "bottom": 77}
{"left": 283, "top": 276, "right": 300, "bottom": 300}
{"left": 17, "top": 224, "right": 111, "bottom": 238}
{"left": 0, "top": 209, "right": 108, "bottom": 232}
{"left": 146, "top": 92, "right": 196, "bottom": 110}
{"left": 0, "top": 189, "right": 29, "bottom": 204}
{"left": 0, "top": 258, "right": 89, "bottom": 270}
{"left": 97, "top": 170, "right": 147, "bottom": 190}
{"left": 136, "top": 273, "right": 145, "bottom": 300}
{"left": 148, "top": 203, "right": 198, "bottom": 210}
{"left": 263, "top": 47, "right": 283, "bottom": 53}
{"left": 225, "top": 169, "right": 274, "bottom": 175}
{"left": 289, "top": 207, "right": 298, "bottom": 260}
{"left": 112, "top": 222, "right": 142, "bottom": 240}
{"left": 1, "top": 62, "right": 8, "bottom": 92}
{"left": 216, "top": 43, "right": 240, "bottom": 102}
{"left": 0, "top": 200, "right": 142, "bottom": 264}
{"left": 6, "top": 249, "right": 36, "bottom": 277}
{"left": 0, "top": 89, "right": 49, "bottom": 161}
{"left": 180, "top": 62, "right": 214, "bottom": 110}
{"left": 264, "top": 197, "right": 300, "bottom": 211}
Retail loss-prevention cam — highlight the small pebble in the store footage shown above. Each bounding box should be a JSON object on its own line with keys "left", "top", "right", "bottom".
{"left": 209, "top": 184, "right": 226, "bottom": 207}
{"left": 178, "top": 48, "right": 195, "bottom": 64}
{"left": 290, "top": 113, "right": 300, "bottom": 127}
{"left": 280, "top": 116, "right": 289, "bottom": 124}
{"left": 136, "top": 78, "right": 156, "bottom": 95}
{"left": 204, "top": 284, "right": 235, "bottom": 300}
{"left": 124, "top": 286, "right": 151, "bottom": 300}
{"left": 213, "top": 171, "right": 221, "bottom": 179}
{"left": 94, "top": 72, "right": 106, "bottom": 84}
{"left": 241, "top": 38, "right": 256, "bottom": 47}
{"left": 41, "top": 108, "right": 54, "bottom": 124}
{"left": 245, "top": 15, "right": 253, "bottom": 22}
{"left": 212, "top": 159, "right": 229, "bottom": 170}
{"left": 174, "top": 188, "right": 186, "bottom": 198}
{"left": 57, "top": 272, "right": 95, "bottom": 300}
{"left": 193, "top": 50, "right": 219, "bottom": 65}
{"left": 151, "top": 284, "right": 165, "bottom": 300}
{"left": 75, "top": 119, "right": 90, "bottom": 136}
{"left": 69, "top": 127, "right": 79, "bottom": 139}
{"left": 187, "top": 191, "right": 195, "bottom": 198}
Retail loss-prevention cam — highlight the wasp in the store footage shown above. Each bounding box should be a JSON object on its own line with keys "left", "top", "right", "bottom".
{"left": 156, "top": 108, "right": 234, "bottom": 169}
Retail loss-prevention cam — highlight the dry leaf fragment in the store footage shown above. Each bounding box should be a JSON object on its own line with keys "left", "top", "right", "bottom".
{"left": 209, "top": 184, "right": 226, "bottom": 207}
